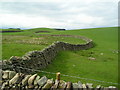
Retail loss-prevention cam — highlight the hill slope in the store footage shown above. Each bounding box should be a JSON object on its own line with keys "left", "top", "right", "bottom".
{"left": 2, "top": 27, "right": 118, "bottom": 87}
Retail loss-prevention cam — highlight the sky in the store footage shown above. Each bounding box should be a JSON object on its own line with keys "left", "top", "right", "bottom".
{"left": 0, "top": 0, "right": 119, "bottom": 29}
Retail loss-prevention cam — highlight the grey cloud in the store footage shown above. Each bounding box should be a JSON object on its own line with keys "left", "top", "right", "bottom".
{"left": 0, "top": 1, "right": 118, "bottom": 29}
{"left": 0, "top": 2, "right": 63, "bottom": 14}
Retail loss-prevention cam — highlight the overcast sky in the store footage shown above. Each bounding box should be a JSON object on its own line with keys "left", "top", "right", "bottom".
{"left": 0, "top": 0, "right": 119, "bottom": 29}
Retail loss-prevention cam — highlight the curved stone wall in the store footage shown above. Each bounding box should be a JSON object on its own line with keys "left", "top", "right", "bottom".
{"left": 2, "top": 35, "right": 94, "bottom": 74}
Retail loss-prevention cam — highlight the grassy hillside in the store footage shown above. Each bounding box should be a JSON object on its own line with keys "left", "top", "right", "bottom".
{"left": 2, "top": 27, "right": 118, "bottom": 87}
{"left": 0, "top": 28, "right": 21, "bottom": 31}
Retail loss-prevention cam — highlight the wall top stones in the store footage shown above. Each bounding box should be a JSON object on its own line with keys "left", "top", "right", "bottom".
{"left": 1, "top": 70, "right": 117, "bottom": 89}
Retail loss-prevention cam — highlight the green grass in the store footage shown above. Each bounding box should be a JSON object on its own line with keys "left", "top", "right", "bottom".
{"left": 2, "top": 43, "right": 47, "bottom": 59}
{"left": 2, "top": 27, "right": 118, "bottom": 87}
{"left": 0, "top": 28, "right": 21, "bottom": 31}
{"left": 2, "top": 34, "right": 85, "bottom": 59}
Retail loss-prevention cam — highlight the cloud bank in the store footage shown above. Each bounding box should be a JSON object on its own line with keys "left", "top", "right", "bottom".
{"left": 0, "top": 0, "right": 118, "bottom": 29}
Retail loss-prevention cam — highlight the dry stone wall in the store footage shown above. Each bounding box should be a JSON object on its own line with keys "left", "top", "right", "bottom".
{"left": 1, "top": 70, "right": 117, "bottom": 89}
{"left": 2, "top": 35, "right": 94, "bottom": 74}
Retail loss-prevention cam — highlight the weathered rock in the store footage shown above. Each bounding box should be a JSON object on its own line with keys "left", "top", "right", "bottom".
{"left": 34, "top": 85, "right": 39, "bottom": 89}
{"left": 109, "top": 86, "right": 116, "bottom": 88}
{"left": 86, "top": 83, "right": 93, "bottom": 88}
{"left": 15, "top": 73, "right": 25, "bottom": 84}
{"left": 42, "top": 79, "right": 54, "bottom": 89}
{"left": 88, "top": 57, "right": 96, "bottom": 60}
{"left": 1, "top": 81, "right": 9, "bottom": 90}
{"left": 9, "top": 73, "right": 21, "bottom": 85}
{"left": 51, "top": 79, "right": 59, "bottom": 89}
{"left": 28, "top": 74, "right": 37, "bottom": 88}
{"left": 66, "top": 82, "right": 72, "bottom": 89}
{"left": 95, "top": 85, "right": 102, "bottom": 90}
{"left": 22, "top": 75, "right": 31, "bottom": 86}
{"left": 109, "top": 86, "right": 117, "bottom": 90}
{"left": 58, "top": 80, "right": 67, "bottom": 88}
{"left": 34, "top": 75, "right": 40, "bottom": 85}
{"left": 73, "top": 83, "right": 79, "bottom": 89}
{"left": 78, "top": 81, "right": 83, "bottom": 88}
{"left": 37, "top": 76, "right": 48, "bottom": 87}
{"left": 9, "top": 71, "right": 16, "bottom": 79}
{"left": 82, "top": 84, "right": 87, "bottom": 88}
{"left": 2, "top": 71, "right": 9, "bottom": 79}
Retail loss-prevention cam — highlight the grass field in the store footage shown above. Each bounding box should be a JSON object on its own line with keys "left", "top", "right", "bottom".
{"left": 1, "top": 27, "right": 118, "bottom": 87}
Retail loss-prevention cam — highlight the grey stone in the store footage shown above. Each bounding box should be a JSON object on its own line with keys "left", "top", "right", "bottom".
{"left": 22, "top": 75, "right": 31, "bottom": 86}
{"left": 96, "top": 85, "right": 101, "bottom": 89}
{"left": 1, "top": 81, "right": 9, "bottom": 90}
{"left": 37, "top": 76, "right": 47, "bottom": 87}
{"left": 86, "top": 83, "right": 93, "bottom": 88}
{"left": 73, "top": 83, "right": 79, "bottom": 89}
{"left": 58, "top": 80, "right": 67, "bottom": 88}
{"left": 78, "top": 81, "right": 83, "bottom": 88}
{"left": 66, "top": 82, "right": 72, "bottom": 89}
{"left": 88, "top": 57, "right": 96, "bottom": 60}
{"left": 108, "top": 86, "right": 117, "bottom": 90}
{"left": 82, "top": 84, "right": 87, "bottom": 88}
{"left": 9, "top": 73, "right": 20, "bottom": 85}
{"left": 108, "top": 86, "right": 116, "bottom": 88}
{"left": 28, "top": 74, "right": 37, "bottom": 86}
{"left": 42, "top": 79, "right": 54, "bottom": 89}
{"left": 9, "top": 71, "right": 16, "bottom": 79}
{"left": 34, "top": 85, "right": 39, "bottom": 89}
{"left": 51, "top": 79, "right": 59, "bottom": 89}
{"left": 34, "top": 75, "right": 40, "bottom": 85}
{"left": 2, "top": 71, "right": 9, "bottom": 79}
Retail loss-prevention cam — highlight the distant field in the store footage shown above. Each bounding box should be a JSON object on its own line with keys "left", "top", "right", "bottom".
{"left": 2, "top": 27, "right": 118, "bottom": 87}
{"left": 0, "top": 28, "right": 21, "bottom": 31}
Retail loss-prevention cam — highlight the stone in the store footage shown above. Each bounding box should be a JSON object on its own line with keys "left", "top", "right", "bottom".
{"left": 82, "top": 84, "right": 87, "bottom": 88}
{"left": 96, "top": 85, "right": 101, "bottom": 89}
{"left": 58, "top": 80, "right": 67, "bottom": 88}
{"left": 51, "top": 79, "right": 59, "bottom": 89}
{"left": 28, "top": 74, "right": 37, "bottom": 87}
{"left": 14, "top": 73, "right": 25, "bottom": 84}
{"left": 78, "top": 81, "right": 83, "bottom": 88}
{"left": 100, "top": 53, "right": 104, "bottom": 55}
{"left": 86, "top": 83, "right": 93, "bottom": 88}
{"left": 108, "top": 86, "right": 116, "bottom": 88}
{"left": 22, "top": 75, "right": 31, "bottom": 86}
{"left": 88, "top": 57, "right": 96, "bottom": 60}
{"left": 109, "top": 86, "right": 117, "bottom": 90}
{"left": 9, "top": 71, "right": 16, "bottom": 79}
{"left": 2, "top": 71, "right": 9, "bottom": 79}
{"left": 73, "top": 83, "right": 79, "bottom": 89}
{"left": 34, "top": 85, "right": 39, "bottom": 89}
{"left": 66, "top": 82, "right": 72, "bottom": 89}
{"left": 37, "top": 76, "right": 48, "bottom": 87}
{"left": 9, "top": 73, "right": 20, "bottom": 85}
{"left": 34, "top": 75, "right": 40, "bottom": 85}
{"left": 1, "top": 81, "right": 9, "bottom": 89}
{"left": 42, "top": 79, "right": 54, "bottom": 89}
